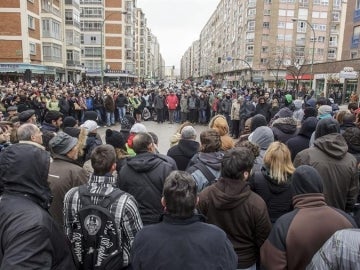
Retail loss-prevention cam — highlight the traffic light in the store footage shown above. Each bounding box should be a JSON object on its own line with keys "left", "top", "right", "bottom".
{"left": 218, "top": 57, "right": 221, "bottom": 64}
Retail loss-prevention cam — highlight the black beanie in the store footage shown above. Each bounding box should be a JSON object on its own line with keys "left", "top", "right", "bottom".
{"left": 105, "top": 129, "right": 126, "bottom": 151}
{"left": 84, "top": 111, "right": 98, "bottom": 122}
{"left": 315, "top": 118, "right": 340, "bottom": 139}
{"left": 303, "top": 107, "right": 317, "bottom": 120}
{"left": 292, "top": 165, "right": 323, "bottom": 196}
{"left": 251, "top": 114, "right": 267, "bottom": 132}
{"left": 63, "top": 116, "right": 77, "bottom": 129}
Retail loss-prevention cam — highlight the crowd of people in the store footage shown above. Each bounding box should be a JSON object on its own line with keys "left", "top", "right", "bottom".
{"left": 1, "top": 78, "right": 360, "bottom": 269}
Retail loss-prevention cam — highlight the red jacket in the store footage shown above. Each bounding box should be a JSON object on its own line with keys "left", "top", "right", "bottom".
{"left": 166, "top": 94, "right": 178, "bottom": 110}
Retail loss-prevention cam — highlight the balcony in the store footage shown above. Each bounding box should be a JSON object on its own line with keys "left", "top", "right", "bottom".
{"left": 67, "top": 60, "right": 81, "bottom": 66}
{"left": 354, "top": 9, "right": 360, "bottom": 22}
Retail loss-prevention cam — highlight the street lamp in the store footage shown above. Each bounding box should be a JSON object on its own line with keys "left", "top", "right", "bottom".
{"left": 292, "top": 18, "right": 315, "bottom": 91}
{"left": 100, "top": 11, "right": 127, "bottom": 86}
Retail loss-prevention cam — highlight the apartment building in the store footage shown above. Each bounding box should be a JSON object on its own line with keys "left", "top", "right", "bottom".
{"left": 182, "top": 0, "right": 347, "bottom": 93}
{"left": 0, "top": 0, "right": 163, "bottom": 84}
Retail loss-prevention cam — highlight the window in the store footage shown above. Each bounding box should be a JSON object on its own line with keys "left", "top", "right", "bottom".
{"left": 278, "top": 22, "right": 286, "bottom": 28}
{"left": 28, "top": 15, "right": 35, "bottom": 30}
{"left": 29, "top": 43, "right": 36, "bottom": 55}
{"left": 247, "top": 21, "right": 255, "bottom": 31}
{"left": 357, "top": 0, "right": 360, "bottom": 9}
{"left": 248, "top": 8, "right": 256, "bottom": 17}
{"left": 248, "top": 0, "right": 256, "bottom": 8}
{"left": 328, "top": 49, "right": 336, "bottom": 58}
{"left": 329, "top": 36, "right": 337, "bottom": 46}
{"left": 263, "top": 22, "right": 269, "bottom": 28}
{"left": 247, "top": 45, "right": 254, "bottom": 55}
{"left": 317, "top": 36, "right": 325, "bottom": 42}
{"left": 351, "top": 52, "right": 358, "bottom": 59}
{"left": 262, "top": 46, "right": 268, "bottom": 53}
{"left": 313, "top": 24, "right": 326, "bottom": 31}
{"left": 246, "top": 32, "right": 255, "bottom": 42}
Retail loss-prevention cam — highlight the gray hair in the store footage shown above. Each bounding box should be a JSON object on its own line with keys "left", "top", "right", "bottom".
{"left": 17, "top": 123, "right": 39, "bottom": 141}
{"left": 181, "top": 126, "right": 197, "bottom": 140}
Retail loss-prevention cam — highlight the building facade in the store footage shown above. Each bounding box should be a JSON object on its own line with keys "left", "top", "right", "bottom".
{"left": 0, "top": 0, "right": 163, "bottom": 85}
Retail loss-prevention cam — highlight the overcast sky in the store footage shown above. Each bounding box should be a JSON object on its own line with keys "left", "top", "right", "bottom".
{"left": 137, "top": 0, "right": 220, "bottom": 71}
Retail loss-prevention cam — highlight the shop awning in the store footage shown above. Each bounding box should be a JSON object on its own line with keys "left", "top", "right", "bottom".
{"left": 285, "top": 74, "right": 313, "bottom": 80}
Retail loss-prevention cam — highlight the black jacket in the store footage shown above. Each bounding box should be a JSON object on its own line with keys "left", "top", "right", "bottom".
{"left": 118, "top": 152, "right": 177, "bottom": 225}
{"left": 0, "top": 143, "right": 76, "bottom": 269}
{"left": 131, "top": 214, "right": 237, "bottom": 270}
{"left": 286, "top": 116, "right": 318, "bottom": 161}
{"left": 249, "top": 167, "right": 293, "bottom": 223}
{"left": 116, "top": 94, "right": 128, "bottom": 108}
{"left": 167, "top": 139, "right": 199, "bottom": 171}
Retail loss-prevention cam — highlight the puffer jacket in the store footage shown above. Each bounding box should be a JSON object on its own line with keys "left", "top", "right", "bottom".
{"left": 0, "top": 142, "right": 76, "bottom": 269}
{"left": 294, "top": 133, "right": 359, "bottom": 212}
{"left": 118, "top": 152, "right": 177, "bottom": 225}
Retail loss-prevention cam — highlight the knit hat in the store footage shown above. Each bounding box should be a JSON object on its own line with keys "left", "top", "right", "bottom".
{"left": 80, "top": 120, "right": 99, "bottom": 132}
{"left": 315, "top": 118, "right": 340, "bottom": 139}
{"left": 49, "top": 131, "right": 78, "bottom": 155}
{"left": 105, "top": 129, "right": 126, "bottom": 150}
{"left": 303, "top": 107, "right": 318, "bottom": 120}
{"left": 130, "top": 123, "right": 147, "bottom": 133}
{"left": 84, "top": 111, "right": 98, "bottom": 122}
{"left": 63, "top": 116, "right": 77, "bottom": 129}
{"left": 298, "top": 117, "right": 318, "bottom": 138}
{"left": 342, "top": 127, "right": 360, "bottom": 153}
{"left": 120, "top": 115, "right": 136, "bottom": 131}
{"left": 317, "top": 105, "right": 332, "bottom": 119}
{"left": 292, "top": 165, "right": 323, "bottom": 195}
{"left": 250, "top": 114, "right": 267, "bottom": 132}
{"left": 18, "top": 109, "right": 35, "bottom": 123}
{"left": 275, "top": 107, "right": 293, "bottom": 119}
{"left": 63, "top": 127, "right": 81, "bottom": 138}
{"left": 7, "top": 106, "right": 17, "bottom": 112}
{"left": 305, "top": 98, "right": 317, "bottom": 108}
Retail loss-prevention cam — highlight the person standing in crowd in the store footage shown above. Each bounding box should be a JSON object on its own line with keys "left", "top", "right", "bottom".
{"left": 118, "top": 132, "right": 177, "bottom": 225}
{"left": 115, "top": 90, "right": 128, "bottom": 123}
{"left": 186, "top": 129, "right": 223, "bottom": 192}
{"left": 18, "top": 109, "right": 37, "bottom": 125}
{"left": 131, "top": 171, "right": 237, "bottom": 270}
{"left": 180, "top": 92, "right": 189, "bottom": 123}
{"left": 198, "top": 147, "right": 271, "bottom": 270}
{"left": 209, "top": 115, "right": 234, "bottom": 151}
{"left": 307, "top": 229, "right": 360, "bottom": 269}
{"left": 255, "top": 96, "right": 271, "bottom": 123}
{"left": 154, "top": 90, "right": 165, "bottom": 123}
{"left": 261, "top": 165, "right": 357, "bottom": 269}
{"left": 198, "top": 92, "right": 208, "bottom": 125}
{"left": 48, "top": 132, "right": 89, "bottom": 226}
{"left": 231, "top": 96, "right": 242, "bottom": 139}
{"left": 64, "top": 145, "right": 142, "bottom": 270}
{"left": 249, "top": 141, "right": 294, "bottom": 223}
{"left": 221, "top": 91, "right": 232, "bottom": 128}
{"left": 165, "top": 89, "right": 179, "bottom": 124}
{"left": 271, "top": 107, "right": 298, "bottom": 143}
{"left": 93, "top": 91, "right": 105, "bottom": 125}
{"left": 286, "top": 116, "right": 318, "bottom": 161}
{"left": 59, "top": 92, "right": 70, "bottom": 117}
{"left": 249, "top": 126, "right": 274, "bottom": 172}
{"left": 167, "top": 125, "right": 199, "bottom": 171}
{"left": 104, "top": 88, "right": 115, "bottom": 127}
{"left": 0, "top": 131, "right": 76, "bottom": 269}
{"left": 188, "top": 90, "right": 199, "bottom": 124}
{"left": 294, "top": 118, "right": 359, "bottom": 212}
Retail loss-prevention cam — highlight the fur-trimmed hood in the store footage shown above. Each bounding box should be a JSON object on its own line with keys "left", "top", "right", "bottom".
{"left": 272, "top": 117, "right": 297, "bottom": 133}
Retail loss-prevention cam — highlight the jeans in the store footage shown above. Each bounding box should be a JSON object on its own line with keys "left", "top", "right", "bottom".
{"left": 199, "top": 109, "right": 207, "bottom": 124}
{"left": 174, "top": 110, "right": 181, "bottom": 123}
{"left": 237, "top": 263, "right": 256, "bottom": 270}
{"left": 117, "top": 106, "right": 126, "bottom": 122}
{"left": 106, "top": 111, "right": 115, "bottom": 126}
{"left": 95, "top": 109, "right": 104, "bottom": 124}
{"left": 168, "top": 109, "right": 175, "bottom": 123}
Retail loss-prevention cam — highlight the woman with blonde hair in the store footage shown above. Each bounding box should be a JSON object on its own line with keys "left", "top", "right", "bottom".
{"left": 249, "top": 141, "right": 294, "bottom": 223}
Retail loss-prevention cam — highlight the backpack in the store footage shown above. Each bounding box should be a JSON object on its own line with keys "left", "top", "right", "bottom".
{"left": 73, "top": 185, "right": 127, "bottom": 270}
{"left": 193, "top": 162, "right": 217, "bottom": 186}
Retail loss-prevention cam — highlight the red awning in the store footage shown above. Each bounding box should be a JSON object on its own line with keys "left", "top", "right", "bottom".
{"left": 286, "top": 74, "right": 313, "bottom": 80}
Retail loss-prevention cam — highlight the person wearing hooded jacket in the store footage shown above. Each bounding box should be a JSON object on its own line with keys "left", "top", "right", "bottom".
{"left": 286, "top": 116, "right": 318, "bottom": 161}
{"left": 261, "top": 165, "right": 356, "bottom": 270}
{"left": 0, "top": 138, "right": 76, "bottom": 269}
{"left": 294, "top": 118, "right": 359, "bottom": 212}
{"left": 248, "top": 126, "right": 274, "bottom": 172}
{"left": 198, "top": 147, "right": 271, "bottom": 270}
{"left": 271, "top": 107, "right": 299, "bottom": 143}
{"left": 186, "top": 129, "right": 223, "bottom": 192}
{"left": 118, "top": 132, "right": 177, "bottom": 225}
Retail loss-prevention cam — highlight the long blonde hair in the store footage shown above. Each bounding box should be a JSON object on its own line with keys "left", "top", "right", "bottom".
{"left": 263, "top": 142, "right": 295, "bottom": 184}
